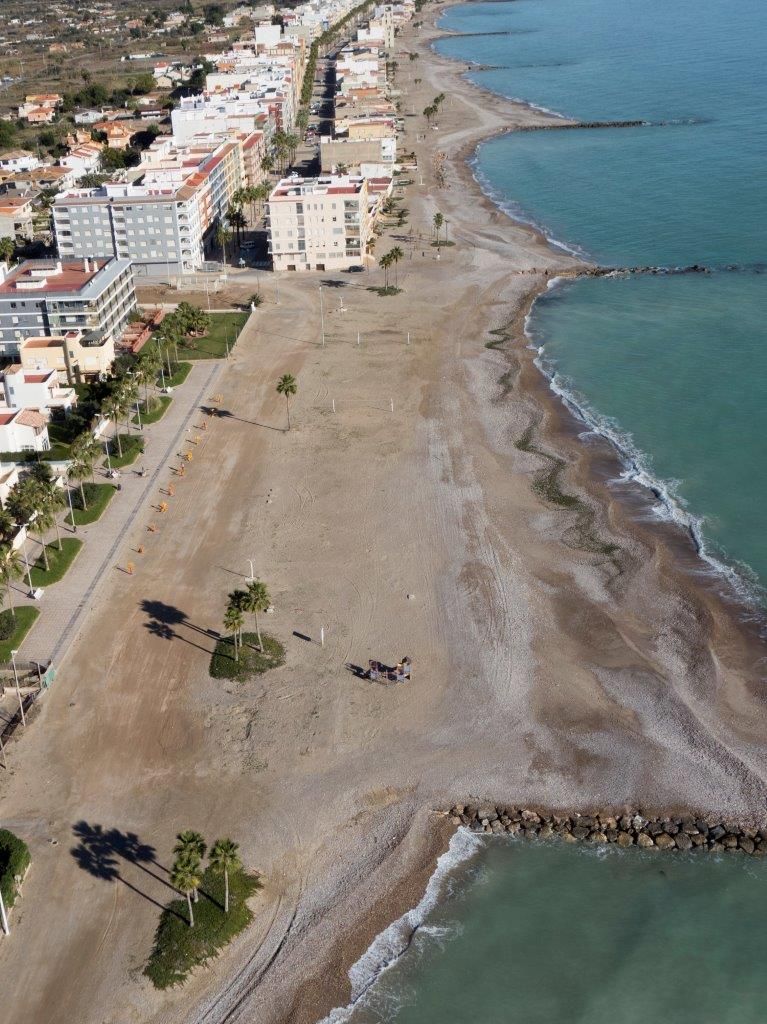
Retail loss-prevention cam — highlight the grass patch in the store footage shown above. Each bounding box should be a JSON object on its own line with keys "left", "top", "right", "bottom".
{"left": 29, "top": 538, "right": 83, "bottom": 587}
{"left": 161, "top": 362, "right": 193, "bottom": 388}
{"left": 209, "top": 632, "right": 285, "bottom": 681}
{"left": 133, "top": 396, "right": 171, "bottom": 425}
{"left": 0, "top": 445, "right": 70, "bottom": 463}
{"left": 0, "top": 829, "right": 31, "bottom": 912}
{"left": 66, "top": 482, "right": 115, "bottom": 526}
{"left": 174, "top": 312, "right": 249, "bottom": 360}
{"left": 0, "top": 607, "right": 40, "bottom": 661}
{"left": 431, "top": 240, "right": 456, "bottom": 248}
{"left": 144, "top": 865, "right": 262, "bottom": 990}
{"left": 366, "top": 285, "right": 403, "bottom": 297}
{"left": 106, "top": 434, "right": 144, "bottom": 468}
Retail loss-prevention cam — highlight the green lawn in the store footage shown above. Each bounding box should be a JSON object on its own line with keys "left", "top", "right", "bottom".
{"left": 174, "top": 312, "right": 249, "bottom": 360}
{"left": 29, "top": 538, "right": 83, "bottom": 587}
{"left": 105, "top": 434, "right": 144, "bottom": 468}
{"left": 0, "top": 607, "right": 40, "bottom": 661}
{"left": 209, "top": 632, "right": 285, "bottom": 682}
{"left": 0, "top": 445, "right": 71, "bottom": 463}
{"left": 66, "top": 482, "right": 115, "bottom": 526}
{"left": 133, "top": 396, "right": 171, "bottom": 425}
{"left": 161, "top": 362, "right": 192, "bottom": 388}
{"left": 144, "top": 865, "right": 262, "bottom": 989}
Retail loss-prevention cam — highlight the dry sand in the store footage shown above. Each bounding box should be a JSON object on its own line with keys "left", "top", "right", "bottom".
{"left": 1, "top": 7, "right": 766, "bottom": 1024}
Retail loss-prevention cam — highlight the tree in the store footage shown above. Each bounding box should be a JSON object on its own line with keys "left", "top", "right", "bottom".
{"left": 223, "top": 601, "right": 244, "bottom": 662}
{"left": 215, "top": 222, "right": 232, "bottom": 266}
{"left": 260, "top": 153, "right": 275, "bottom": 175}
{"left": 433, "top": 211, "right": 444, "bottom": 246}
{"left": 0, "top": 543, "right": 23, "bottom": 618}
{"left": 379, "top": 251, "right": 393, "bottom": 288}
{"left": 389, "top": 246, "right": 404, "bottom": 287}
{"left": 209, "top": 838, "right": 241, "bottom": 914}
{"left": 173, "top": 831, "right": 206, "bottom": 901}
{"left": 227, "top": 205, "right": 247, "bottom": 243}
{"left": 245, "top": 579, "right": 270, "bottom": 651}
{"left": 102, "top": 395, "right": 124, "bottom": 457}
{"left": 170, "top": 855, "right": 201, "bottom": 927}
{"left": 30, "top": 464, "right": 66, "bottom": 553}
{"left": 0, "top": 237, "right": 15, "bottom": 263}
{"left": 276, "top": 373, "right": 297, "bottom": 431}
{"left": 70, "top": 433, "right": 99, "bottom": 506}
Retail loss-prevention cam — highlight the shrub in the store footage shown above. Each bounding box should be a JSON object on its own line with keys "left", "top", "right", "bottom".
{"left": 71, "top": 482, "right": 103, "bottom": 511}
{"left": 0, "top": 829, "right": 31, "bottom": 910}
{"left": 0, "top": 610, "right": 15, "bottom": 641}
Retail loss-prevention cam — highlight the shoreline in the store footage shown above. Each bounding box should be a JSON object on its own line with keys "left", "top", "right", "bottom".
{"left": 429, "top": 5, "right": 767, "bottom": 633}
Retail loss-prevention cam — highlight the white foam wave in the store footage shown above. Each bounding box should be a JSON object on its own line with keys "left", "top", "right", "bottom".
{"left": 528, "top": 302, "right": 765, "bottom": 607}
{"left": 317, "top": 828, "right": 483, "bottom": 1024}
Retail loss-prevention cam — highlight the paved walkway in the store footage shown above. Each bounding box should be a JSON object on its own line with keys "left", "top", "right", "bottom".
{"left": 16, "top": 358, "right": 227, "bottom": 666}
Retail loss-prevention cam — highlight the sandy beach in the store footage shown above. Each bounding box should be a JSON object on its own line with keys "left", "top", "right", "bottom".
{"left": 1, "top": 5, "right": 766, "bottom": 1024}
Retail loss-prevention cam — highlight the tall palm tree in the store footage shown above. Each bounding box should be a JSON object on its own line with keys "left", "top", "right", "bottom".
{"left": 69, "top": 434, "right": 97, "bottom": 510}
{"left": 389, "top": 246, "right": 404, "bottom": 287}
{"left": 224, "top": 599, "right": 244, "bottom": 662}
{"left": 276, "top": 373, "right": 297, "bottom": 431}
{"left": 174, "top": 831, "right": 206, "bottom": 901}
{"left": 379, "top": 251, "right": 392, "bottom": 288}
{"left": 102, "top": 395, "right": 123, "bottom": 457}
{"left": 0, "top": 542, "right": 23, "bottom": 617}
{"left": 245, "top": 579, "right": 270, "bottom": 651}
{"left": 209, "top": 838, "right": 241, "bottom": 914}
{"left": 170, "top": 855, "right": 201, "bottom": 927}
{"left": 216, "top": 222, "right": 232, "bottom": 266}
{"left": 433, "top": 211, "right": 444, "bottom": 246}
{"left": 31, "top": 469, "right": 66, "bottom": 553}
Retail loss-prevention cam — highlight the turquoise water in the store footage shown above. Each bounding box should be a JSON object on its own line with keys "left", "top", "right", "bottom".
{"left": 344, "top": 837, "right": 767, "bottom": 1024}
{"left": 436, "top": 0, "right": 767, "bottom": 599}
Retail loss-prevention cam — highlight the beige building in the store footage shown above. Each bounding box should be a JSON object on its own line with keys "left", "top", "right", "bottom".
{"left": 267, "top": 175, "right": 371, "bottom": 271}
{"left": 20, "top": 329, "right": 116, "bottom": 384}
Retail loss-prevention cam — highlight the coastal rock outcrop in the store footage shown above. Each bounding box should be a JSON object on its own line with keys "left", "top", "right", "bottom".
{"left": 447, "top": 805, "right": 767, "bottom": 857}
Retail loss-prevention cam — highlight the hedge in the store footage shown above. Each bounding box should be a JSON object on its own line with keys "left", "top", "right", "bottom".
{"left": 0, "top": 828, "right": 31, "bottom": 911}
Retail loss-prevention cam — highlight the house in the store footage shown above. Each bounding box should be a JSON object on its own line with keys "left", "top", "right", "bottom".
{"left": 59, "top": 142, "right": 103, "bottom": 179}
{"left": 0, "top": 192, "right": 37, "bottom": 241}
{"left": 0, "top": 363, "right": 76, "bottom": 415}
{"left": 20, "top": 329, "right": 116, "bottom": 383}
{"left": 0, "top": 150, "right": 41, "bottom": 174}
{"left": 18, "top": 94, "right": 62, "bottom": 124}
{"left": 93, "top": 121, "right": 134, "bottom": 150}
{"left": 0, "top": 409, "right": 50, "bottom": 452}
{"left": 0, "top": 462, "right": 21, "bottom": 506}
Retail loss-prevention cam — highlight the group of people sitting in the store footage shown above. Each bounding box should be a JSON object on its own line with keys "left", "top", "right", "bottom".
{"left": 368, "top": 657, "right": 412, "bottom": 683}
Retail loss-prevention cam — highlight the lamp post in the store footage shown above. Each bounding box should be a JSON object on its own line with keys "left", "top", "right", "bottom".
{"left": 21, "top": 539, "right": 32, "bottom": 593}
{"left": 135, "top": 401, "right": 142, "bottom": 430}
{"left": 247, "top": 559, "right": 255, "bottom": 581}
{"left": 65, "top": 480, "right": 76, "bottom": 533}
{"left": 11, "top": 649, "right": 25, "bottom": 728}
{"left": 319, "top": 284, "right": 325, "bottom": 347}
{"left": 0, "top": 885, "right": 9, "bottom": 935}
{"left": 104, "top": 439, "right": 112, "bottom": 473}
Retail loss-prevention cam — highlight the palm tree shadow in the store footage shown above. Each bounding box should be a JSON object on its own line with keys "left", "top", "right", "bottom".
{"left": 140, "top": 599, "right": 218, "bottom": 653}
{"left": 70, "top": 821, "right": 185, "bottom": 920}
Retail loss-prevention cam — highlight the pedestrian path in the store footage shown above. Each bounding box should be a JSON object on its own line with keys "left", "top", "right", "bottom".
{"left": 17, "top": 360, "right": 225, "bottom": 666}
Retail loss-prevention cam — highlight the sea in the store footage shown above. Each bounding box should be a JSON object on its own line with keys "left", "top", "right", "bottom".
{"left": 319, "top": 1, "right": 767, "bottom": 1020}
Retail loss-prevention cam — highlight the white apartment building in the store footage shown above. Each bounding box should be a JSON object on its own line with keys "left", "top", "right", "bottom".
{"left": 0, "top": 409, "right": 49, "bottom": 452}
{"left": 172, "top": 94, "right": 272, "bottom": 144}
{"left": 53, "top": 133, "right": 261, "bottom": 277}
{"left": 267, "top": 175, "right": 371, "bottom": 271}
{"left": 0, "top": 257, "right": 136, "bottom": 358}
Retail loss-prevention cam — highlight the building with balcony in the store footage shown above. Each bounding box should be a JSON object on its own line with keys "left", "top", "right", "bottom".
{"left": 19, "top": 329, "right": 116, "bottom": 384}
{"left": 267, "top": 175, "right": 371, "bottom": 271}
{"left": 0, "top": 257, "right": 136, "bottom": 359}
{"left": 0, "top": 410, "right": 50, "bottom": 452}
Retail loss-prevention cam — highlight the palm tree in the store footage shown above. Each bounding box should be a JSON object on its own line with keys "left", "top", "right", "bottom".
{"left": 260, "top": 153, "right": 275, "bottom": 176}
{"left": 223, "top": 604, "right": 244, "bottom": 662}
{"left": 379, "top": 251, "right": 393, "bottom": 288}
{"left": 174, "top": 831, "right": 206, "bottom": 901}
{"left": 170, "top": 855, "right": 201, "bottom": 927}
{"left": 276, "top": 373, "right": 297, "bottom": 431}
{"left": 0, "top": 542, "right": 23, "bottom": 617}
{"left": 7, "top": 477, "right": 49, "bottom": 569}
{"left": 102, "top": 395, "right": 124, "bottom": 457}
{"left": 389, "top": 246, "right": 404, "bottom": 287}
{"left": 227, "top": 204, "right": 247, "bottom": 244}
{"left": 245, "top": 579, "right": 270, "bottom": 651}
{"left": 216, "top": 221, "right": 232, "bottom": 265}
{"left": 209, "top": 838, "right": 241, "bottom": 914}
{"left": 31, "top": 468, "right": 66, "bottom": 553}
{"left": 0, "top": 236, "right": 14, "bottom": 263}
{"left": 69, "top": 434, "right": 97, "bottom": 510}
{"left": 433, "top": 211, "right": 444, "bottom": 247}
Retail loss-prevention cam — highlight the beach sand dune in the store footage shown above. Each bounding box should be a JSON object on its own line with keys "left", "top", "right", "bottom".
{"left": 0, "top": 8, "right": 765, "bottom": 1024}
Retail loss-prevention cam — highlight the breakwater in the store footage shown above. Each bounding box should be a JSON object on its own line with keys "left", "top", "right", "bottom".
{"left": 448, "top": 804, "right": 767, "bottom": 854}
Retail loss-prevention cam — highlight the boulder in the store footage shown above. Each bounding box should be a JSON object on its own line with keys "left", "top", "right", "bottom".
{"left": 708, "top": 842, "right": 724, "bottom": 853}
{"left": 617, "top": 832, "right": 634, "bottom": 848}
{"left": 478, "top": 806, "right": 498, "bottom": 822}
{"left": 655, "top": 833, "right": 675, "bottom": 850}
{"left": 709, "top": 824, "right": 726, "bottom": 841}
{"left": 605, "top": 830, "right": 618, "bottom": 843}
{"left": 662, "top": 822, "right": 679, "bottom": 836}
{"left": 562, "top": 831, "right": 578, "bottom": 843}
{"left": 694, "top": 819, "right": 710, "bottom": 835}
{"left": 451, "top": 816, "right": 462, "bottom": 825}
{"left": 637, "top": 833, "right": 655, "bottom": 849}
{"left": 739, "top": 837, "right": 755, "bottom": 855}
{"left": 691, "top": 834, "right": 707, "bottom": 847}
{"left": 571, "top": 826, "right": 589, "bottom": 841}
{"left": 680, "top": 819, "right": 698, "bottom": 835}
{"left": 722, "top": 834, "right": 739, "bottom": 849}
{"left": 589, "top": 831, "right": 608, "bottom": 844}
{"left": 674, "top": 832, "right": 693, "bottom": 851}
{"left": 539, "top": 824, "right": 554, "bottom": 839}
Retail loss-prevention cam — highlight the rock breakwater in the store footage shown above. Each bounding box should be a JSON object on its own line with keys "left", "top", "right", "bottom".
{"left": 448, "top": 805, "right": 767, "bottom": 855}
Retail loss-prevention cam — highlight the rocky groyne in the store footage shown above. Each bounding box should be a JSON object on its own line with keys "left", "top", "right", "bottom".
{"left": 448, "top": 805, "right": 767, "bottom": 855}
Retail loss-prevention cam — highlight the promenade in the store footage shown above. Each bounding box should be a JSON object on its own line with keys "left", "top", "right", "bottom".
{"left": 15, "top": 355, "right": 230, "bottom": 666}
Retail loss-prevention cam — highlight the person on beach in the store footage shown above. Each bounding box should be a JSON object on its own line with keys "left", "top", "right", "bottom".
{"left": 368, "top": 660, "right": 380, "bottom": 681}
{"left": 402, "top": 657, "right": 412, "bottom": 680}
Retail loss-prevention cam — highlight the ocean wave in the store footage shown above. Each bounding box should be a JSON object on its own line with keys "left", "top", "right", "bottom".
{"left": 317, "top": 828, "right": 484, "bottom": 1024}
{"left": 528, "top": 295, "right": 766, "bottom": 608}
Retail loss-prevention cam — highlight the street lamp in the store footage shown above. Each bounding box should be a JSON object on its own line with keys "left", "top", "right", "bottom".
{"left": 21, "top": 540, "right": 33, "bottom": 593}
{"left": 247, "top": 559, "right": 255, "bottom": 581}
{"left": 319, "top": 284, "right": 325, "bottom": 346}
{"left": 11, "top": 649, "right": 25, "bottom": 728}
{"left": 65, "top": 479, "right": 77, "bottom": 534}
{"left": 104, "top": 438, "right": 112, "bottom": 473}
{"left": 135, "top": 401, "right": 142, "bottom": 430}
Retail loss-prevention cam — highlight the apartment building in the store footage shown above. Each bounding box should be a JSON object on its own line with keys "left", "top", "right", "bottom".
{"left": 20, "top": 329, "right": 116, "bottom": 384}
{"left": 0, "top": 192, "right": 36, "bottom": 241}
{"left": 267, "top": 175, "right": 371, "bottom": 271}
{"left": 53, "top": 133, "right": 260, "bottom": 277}
{"left": 0, "top": 257, "right": 136, "bottom": 359}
